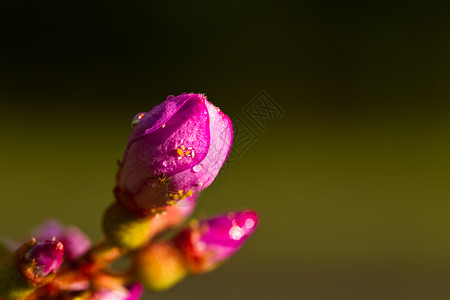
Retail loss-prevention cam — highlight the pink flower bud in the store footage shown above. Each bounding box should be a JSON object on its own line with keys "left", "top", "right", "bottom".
{"left": 25, "top": 240, "right": 64, "bottom": 277}
{"left": 115, "top": 93, "right": 233, "bottom": 214}
{"left": 175, "top": 210, "right": 258, "bottom": 273}
{"left": 32, "top": 220, "right": 91, "bottom": 261}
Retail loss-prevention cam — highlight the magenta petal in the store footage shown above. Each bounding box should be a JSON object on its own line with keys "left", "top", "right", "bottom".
{"left": 199, "top": 211, "right": 258, "bottom": 262}
{"left": 169, "top": 100, "right": 233, "bottom": 192}
{"left": 177, "top": 211, "right": 258, "bottom": 271}
{"left": 126, "top": 93, "right": 194, "bottom": 147}
{"left": 125, "top": 283, "right": 144, "bottom": 300}
{"left": 61, "top": 226, "right": 92, "bottom": 261}
{"left": 25, "top": 240, "right": 64, "bottom": 277}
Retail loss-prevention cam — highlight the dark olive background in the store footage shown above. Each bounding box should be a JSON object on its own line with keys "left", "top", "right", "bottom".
{"left": 1, "top": 1, "right": 450, "bottom": 299}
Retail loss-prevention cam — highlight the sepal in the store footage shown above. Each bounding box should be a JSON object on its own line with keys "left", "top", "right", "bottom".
{"left": 102, "top": 202, "right": 153, "bottom": 250}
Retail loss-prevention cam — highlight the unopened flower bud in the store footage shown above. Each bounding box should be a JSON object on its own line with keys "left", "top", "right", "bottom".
{"left": 133, "top": 242, "right": 188, "bottom": 291}
{"left": 115, "top": 93, "right": 233, "bottom": 215}
{"left": 0, "top": 239, "right": 64, "bottom": 300}
{"left": 24, "top": 239, "right": 64, "bottom": 277}
{"left": 175, "top": 210, "right": 258, "bottom": 273}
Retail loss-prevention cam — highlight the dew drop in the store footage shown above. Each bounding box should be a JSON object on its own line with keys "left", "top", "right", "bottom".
{"left": 245, "top": 218, "right": 255, "bottom": 229}
{"left": 131, "top": 112, "right": 146, "bottom": 128}
{"left": 162, "top": 161, "right": 169, "bottom": 167}
{"left": 229, "top": 225, "right": 245, "bottom": 241}
{"left": 192, "top": 164, "right": 202, "bottom": 173}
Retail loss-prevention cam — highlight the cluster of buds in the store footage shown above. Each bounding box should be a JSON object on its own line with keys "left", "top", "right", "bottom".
{"left": 0, "top": 93, "right": 258, "bottom": 300}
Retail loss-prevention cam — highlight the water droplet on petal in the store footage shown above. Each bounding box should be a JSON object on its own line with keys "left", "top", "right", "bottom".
{"left": 162, "top": 161, "right": 169, "bottom": 167}
{"left": 229, "top": 225, "right": 245, "bottom": 241}
{"left": 192, "top": 165, "right": 202, "bottom": 173}
{"left": 131, "top": 112, "right": 146, "bottom": 128}
{"left": 245, "top": 218, "right": 255, "bottom": 229}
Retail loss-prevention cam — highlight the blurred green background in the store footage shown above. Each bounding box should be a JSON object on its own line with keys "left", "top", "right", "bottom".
{"left": 1, "top": 1, "right": 450, "bottom": 299}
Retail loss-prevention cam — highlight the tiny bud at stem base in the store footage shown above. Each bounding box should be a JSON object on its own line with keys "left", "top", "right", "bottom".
{"left": 134, "top": 243, "right": 187, "bottom": 291}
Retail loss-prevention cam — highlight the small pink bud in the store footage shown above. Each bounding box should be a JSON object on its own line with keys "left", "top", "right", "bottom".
{"left": 25, "top": 240, "right": 64, "bottom": 277}
{"left": 115, "top": 93, "right": 233, "bottom": 214}
{"left": 175, "top": 210, "right": 258, "bottom": 273}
